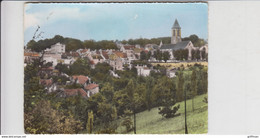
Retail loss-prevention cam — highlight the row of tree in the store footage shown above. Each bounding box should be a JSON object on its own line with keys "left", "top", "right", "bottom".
{"left": 27, "top": 35, "right": 118, "bottom": 52}
{"left": 26, "top": 34, "right": 207, "bottom": 53}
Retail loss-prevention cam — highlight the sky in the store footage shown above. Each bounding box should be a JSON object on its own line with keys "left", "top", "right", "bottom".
{"left": 24, "top": 3, "right": 208, "bottom": 45}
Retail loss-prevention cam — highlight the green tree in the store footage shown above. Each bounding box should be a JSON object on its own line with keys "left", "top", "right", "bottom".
{"left": 87, "top": 111, "right": 94, "bottom": 134}
{"left": 177, "top": 70, "right": 184, "bottom": 102}
{"left": 25, "top": 100, "right": 82, "bottom": 134}
{"left": 162, "top": 51, "right": 170, "bottom": 62}
{"left": 145, "top": 77, "right": 154, "bottom": 111}
{"left": 191, "top": 69, "right": 197, "bottom": 112}
{"left": 120, "top": 109, "right": 133, "bottom": 133}
{"left": 125, "top": 79, "right": 137, "bottom": 134}
{"left": 100, "top": 83, "right": 114, "bottom": 102}
{"left": 140, "top": 51, "right": 147, "bottom": 61}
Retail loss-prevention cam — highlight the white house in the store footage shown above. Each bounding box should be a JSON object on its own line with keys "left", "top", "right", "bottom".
{"left": 45, "top": 42, "right": 66, "bottom": 54}
{"left": 136, "top": 65, "right": 151, "bottom": 77}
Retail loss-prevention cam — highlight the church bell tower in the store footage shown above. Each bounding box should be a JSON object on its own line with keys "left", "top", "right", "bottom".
{"left": 171, "top": 19, "right": 182, "bottom": 44}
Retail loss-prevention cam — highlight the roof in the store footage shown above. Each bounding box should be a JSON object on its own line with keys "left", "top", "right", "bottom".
{"left": 134, "top": 48, "right": 142, "bottom": 53}
{"left": 114, "top": 51, "right": 127, "bottom": 58}
{"left": 40, "top": 79, "right": 53, "bottom": 86}
{"left": 160, "top": 41, "right": 190, "bottom": 51}
{"left": 85, "top": 83, "right": 99, "bottom": 90}
{"left": 24, "top": 52, "right": 39, "bottom": 57}
{"left": 172, "top": 19, "right": 181, "bottom": 29}
{"left": 72, "top": 75, "right": 89, "bottom": 85}
{"left": 41, "top": 66, "right": 54, "bottom": 71}
{"left": 124, "top": 45, "right": 135, "bottom": 50}
{"left": 92, "top": 54, "right": 102, "bottom": 59}
{"left": 102, "top": 51, "right": 109, "bottom": 59}
{"left": 80, "top": 49, "right": 89, "bottom": 53}
{"left": 64, "top": 88, "right": 87, "bottom": 97}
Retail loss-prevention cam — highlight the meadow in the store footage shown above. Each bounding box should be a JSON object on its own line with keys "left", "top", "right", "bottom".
{"left": 115, "top": 93, "right": 208, "bottom": 134}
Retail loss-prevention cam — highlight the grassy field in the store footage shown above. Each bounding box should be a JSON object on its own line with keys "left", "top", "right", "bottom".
{"left": 116, "top": 93, "right": 208, "bottom": 134}
{"left": 151, "top": 62, "right": 208, "bottom": 69}
{"left": 82, "top": 93, "right": 208, "bottom": 134}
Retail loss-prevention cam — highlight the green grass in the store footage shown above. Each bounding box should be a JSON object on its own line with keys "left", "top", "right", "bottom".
{"left": 117, "top": 93, "right": 208, "bottom": 134}
{"left": 82, "top": 93, "right": 207, "bottom": 134}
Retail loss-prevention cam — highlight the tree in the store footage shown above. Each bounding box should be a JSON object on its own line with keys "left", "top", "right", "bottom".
{"left": 24, "top": 100, "right": 82, "bottom": 134}
{"left": 120, "top": 109, "right": 133, "bottom": 133}
{"left": 145, "top": 77, "right": 154, "bottom": 111}
{"left": 100, "top": 83, "right": 114, "bottom": 102}
{"left": 97, "top": 102, "right": 117, "bottom": 126}
{"left": 140, "top": 51, "right": 147, "bottom": 61}
{"left": 87, "top": 111, "right": 94, "bottom": 134}
{"left": 191, "top": 69, "right": 197, "bottom": 112}
{"left": 177, "top": 70, "right": 184, "bottom": 102}
{"left": 162, "top": 51, "right": 170, "bottom": 62}
{"left": 70, "top": 58, "right": 90, "bottom": 75}
{"left": 125, "top": 79, "right": 137, "bottom": 134}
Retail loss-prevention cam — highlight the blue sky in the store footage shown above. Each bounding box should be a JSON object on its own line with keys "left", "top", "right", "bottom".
{"left": 24, "top": 3, "right": 208, "bottom": 45}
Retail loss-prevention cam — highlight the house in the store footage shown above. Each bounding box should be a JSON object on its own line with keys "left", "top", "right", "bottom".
{"left": 63, "top": 88, "right": 88, "bottom": 98}
{"left": 85, "top": 83, "right": 99, "bottom": 97}
{"left": 38, "top": 66, "right": 54, "bottom": 78}
{"left": 24, "top": 52, "right": 40, "bottom": 64}
{"left": 45, "top": 42, "right": 65, "bottom": 54}
{"left": 120, "top": 45, "right": 136, "bottom": 60}
{"left": 136, "top": 65, "right": 151, "bottom": 76}
{"left": 71, "top": 75, "right": 90, "bottom": 86}
{"left": 39, "top": 79, "right": 57, "bottom": 93}
{"left": 42, "top": 53, "right": 62, "bottom": 67}
{"left": 108, "top": 53, "right": 124, "bottom": 71}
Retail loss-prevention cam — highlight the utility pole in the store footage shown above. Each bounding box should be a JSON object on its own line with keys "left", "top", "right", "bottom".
{"left": 185, "top": 87, "right": 188, "bottom": 134}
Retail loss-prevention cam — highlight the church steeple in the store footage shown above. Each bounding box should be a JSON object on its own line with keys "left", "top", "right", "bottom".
{"left": 171, "top": 19, "right": 182, "bottom": 44}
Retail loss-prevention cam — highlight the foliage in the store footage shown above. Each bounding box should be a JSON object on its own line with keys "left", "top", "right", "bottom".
{"left": 100, "top": 83, "right": 114, "bottom": 102}
{"left": 182, "top": 34, "right": 207, "bottom": 47}
{"left": 24, "top": 100, "right": 82, "bottom": 134}
{"left": 87, "top": 111, "right": 94, "bottom": 134}
{"left": 27, "top": 35, "right": 118, "bottom": 52}
{"left": 173, "top": 49, "right": 188, "bottom": 61}
{"left": 162, "top": 51, "right": 170, "bottom": 62}
{"left": 120, "top": 109, "right": 133, "bottom": 133}
{"left": 70, "top": 58, "right": 90, "bottom": 75}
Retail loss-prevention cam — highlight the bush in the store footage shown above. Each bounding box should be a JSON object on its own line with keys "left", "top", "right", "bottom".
{"left": 158, "top": 104, "right": 180, "bottom": 118}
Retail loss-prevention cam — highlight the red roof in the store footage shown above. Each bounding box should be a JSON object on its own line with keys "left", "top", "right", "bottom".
{"left": 40, "top": 79, "right": 53, "bottom": 86}
{"left": 64, "top": 88, "right": 87, "bottom": 97}
{"left": 102, "top": 51, "right": 109, "bottom": 59}
{"left": 41, "top": 66, "right": 54, "bottom": 71}
{"left": 85, "top": 83, "right": 99, "bottom": 90}
{"left": 114, "top": 51, "right": 127, "bottom": 58}
{"left": 24, "top": 52, "right": 39, "bottom": 57}
{"left": 80, "top": 49, "right": 88, "bottom": 53}
{"left": 72, "top": 75, "right": 89, "bottom": 85}
{"left": 90, "top": 60, "right": 95, "bottom": 65}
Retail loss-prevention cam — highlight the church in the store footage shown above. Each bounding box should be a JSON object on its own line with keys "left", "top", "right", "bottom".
{"left": 159, "top": 19, "right": 196, "bottom": 60}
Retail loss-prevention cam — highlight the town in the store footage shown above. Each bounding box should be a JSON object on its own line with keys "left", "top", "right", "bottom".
{"left": 24, "top": 19, "right": 208, "bottom": 99}
{"left": 24, "top": 18, "right": 208, "bottom": 134}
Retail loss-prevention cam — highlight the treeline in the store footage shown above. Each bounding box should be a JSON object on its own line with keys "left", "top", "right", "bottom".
{"left": 26, "top": 35, "right": 118, "bottom": 52}
{"left": 26, "top": 34, "right": 207, "bottom": 53}
{"left": 25, "top": 57, "right": 208, "bottom": 134}
{"left": 120, "top": 34, "right": 207, "bottom": 47}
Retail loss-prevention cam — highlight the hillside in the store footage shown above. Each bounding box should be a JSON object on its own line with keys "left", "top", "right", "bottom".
{"left": 116, "top": 93, "right": 208, "bottom": 134}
